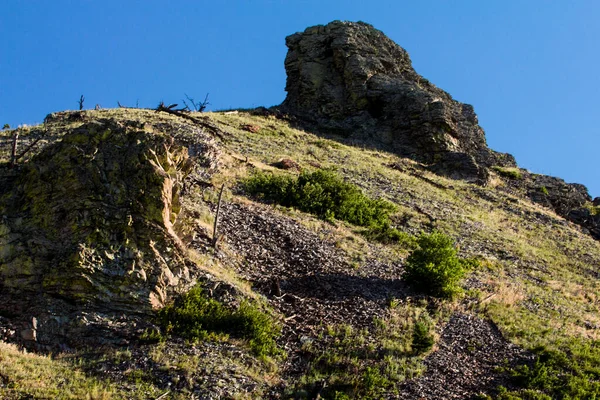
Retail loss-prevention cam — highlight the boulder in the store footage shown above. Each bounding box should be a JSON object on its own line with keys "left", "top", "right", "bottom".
{"left": 280, "top": 21, "right": 515, "bottom": 180}
{"left": 0, "top": 118, "right": 198, "bottom": 314}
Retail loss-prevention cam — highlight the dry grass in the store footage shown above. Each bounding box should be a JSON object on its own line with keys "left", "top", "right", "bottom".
{"left": 0, "top": 341, "right": 157, "bottom": 400}
{"left": 205, "top": 110, "right": 600, "bottom": 360}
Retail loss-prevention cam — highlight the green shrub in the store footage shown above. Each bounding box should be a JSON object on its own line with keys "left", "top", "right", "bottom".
{"left": 492, "top": 166, "right": 523, "bottom": 180}
{"left": 362, "top": 223, "right": 417, "bottom": 248}
{"left": 411, "top": 319, "right": 435, "bottom": 355}
{"left": 362, "top": 366, "right": 389, "bottom": 393}
{"left": 244, "top": 169, "right": 395, "bottom": 228}
{"left": 402, "top": 231, "right": 468, "bottom": 298}
{"left": 158, "top": 285, "right": 280, "bottom": 357}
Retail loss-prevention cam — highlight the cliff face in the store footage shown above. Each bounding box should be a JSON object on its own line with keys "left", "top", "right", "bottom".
{"left": 280, "top": 21, "right": 515, "bottom": 182}
{"left": 0, "top": 112, "right": 219, "bottom": 316}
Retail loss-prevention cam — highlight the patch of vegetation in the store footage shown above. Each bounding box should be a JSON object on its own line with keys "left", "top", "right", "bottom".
{"left": 489, "top": 339, "right": 600, "bottom": 399}
{"left": 492, "top": 166, "right": 523, "bottom": 180}
{"left": 0, "top": 342, "right": 166, "bottom": 399}
{"left": 244, "top": 169, "right": 395, "bottom": 228}
{"left": 295, "top": 303, "right": 437, "bottom": 399}
{"left": 402, "top": 231, "right": 472, "bottom": 298}
{"left": 539, "top": 186, "right": 549, "bottom": 196}
{"left": 360, "top": 223, "right": 417, "bottom": 248}
{"left": 411, "top": 317, "right": 435, "bottom": 355}
{"left": 585, "top": 203, "right": 600, "bottom": 216}
{"left": 158, "top": 285, "right": 281, "bottom": 358}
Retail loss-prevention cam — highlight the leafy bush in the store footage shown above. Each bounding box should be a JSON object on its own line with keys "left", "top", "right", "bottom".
{"left": 244, "top": 169, "right": 395, "bottom": 228}
{"left": 402, "top": 231, "right": 468, "bottom": 298}
{"left": 158, "top": 285, "right": 280, "bottom": 357}
{"left": 412, "top": 319, "right": 435, "bottom": 355}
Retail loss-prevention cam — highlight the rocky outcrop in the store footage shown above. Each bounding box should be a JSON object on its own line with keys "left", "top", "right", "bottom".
{"left": 280, "top": 21, "right": 515, "bottom": 182}
{"left": 0, "top": 114, "right": 217, "bottom": 315}
{"left": 492, "top": 167, "right": 599, "bottom": 240}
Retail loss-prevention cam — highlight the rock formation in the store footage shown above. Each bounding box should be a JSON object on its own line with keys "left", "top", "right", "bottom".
{"left": 280, "top": 21, "right": 516, "bottom": 181}
{"left": 0, "top": 114, "right": 217, "bottom": 316}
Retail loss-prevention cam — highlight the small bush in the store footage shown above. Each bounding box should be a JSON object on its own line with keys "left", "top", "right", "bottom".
{"left": 402, "top": 231, "right": 468, "bottom": 298}
{"left": 362, "top": 366, "right": 390, "bottom": 393}
{"left": 244, "top": 169, "right": 395, "bottom": 228}
{"left": 158, "top": 285, "right": 280, "bottom": 357}
{"left": 412, "top": 319, "right": 435, "bottom": 355}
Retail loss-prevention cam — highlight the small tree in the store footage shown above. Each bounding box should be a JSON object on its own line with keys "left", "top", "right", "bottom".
{"left": 403, "top": 231, "right": 466, "bottom": 298}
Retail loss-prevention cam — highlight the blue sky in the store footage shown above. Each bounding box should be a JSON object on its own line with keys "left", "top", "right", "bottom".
{"left": 1, "top": 1, "right": 598, "bottom": 196}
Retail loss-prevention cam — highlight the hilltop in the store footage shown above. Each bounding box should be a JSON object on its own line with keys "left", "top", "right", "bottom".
{"left": 1, "top": 21, "right": 600, "bottom": 399}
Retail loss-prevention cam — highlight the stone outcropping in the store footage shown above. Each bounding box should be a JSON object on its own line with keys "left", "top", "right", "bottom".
{"left": 280, "top": 21, "right": 515, "bottom": 181}
{"left": 0, "top": 114, "right": 216, "bottom": 315}
{"left": 525, "top": 174, "right": 599, "bottom": 239}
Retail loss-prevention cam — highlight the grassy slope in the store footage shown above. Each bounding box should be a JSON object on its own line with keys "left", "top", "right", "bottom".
{"left": 2, "top": 108, "right": 600, "bottom": 398}
{"left": 206, "top": 111, "right": 600, "bottom": 386}
{"left": 0, "top": 342, "right": 167, "bottom": 399}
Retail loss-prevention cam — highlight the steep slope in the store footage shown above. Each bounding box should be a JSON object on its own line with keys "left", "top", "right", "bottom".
{"left": 1, "top": 107, "right": 600, "bottom": 399}
{"left": 1, "top": 21, "right": 600, "bottom": 400}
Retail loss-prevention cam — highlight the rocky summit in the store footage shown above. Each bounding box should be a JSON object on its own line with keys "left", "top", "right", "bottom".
{"left": 1, "top": 21, "right": 600, "bottom": 400}
{"left": 280, "top": 21, "right": 515, "bottom": 182}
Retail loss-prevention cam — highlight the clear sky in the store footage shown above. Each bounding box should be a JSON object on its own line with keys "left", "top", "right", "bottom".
{"left": 1, "top": 1, "right": 598, "bottom": 196}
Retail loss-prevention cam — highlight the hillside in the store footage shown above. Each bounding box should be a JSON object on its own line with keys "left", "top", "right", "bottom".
{"left": 2, "top": 21, "right": 600, "bottom": 400}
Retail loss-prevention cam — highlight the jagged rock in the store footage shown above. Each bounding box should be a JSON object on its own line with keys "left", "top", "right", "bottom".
{"left": 428, "top": 152, "right": 489, "bottom": 184}
{"left": 567, "top": 208, "right": 600, "bottom": 240}
{"left": 272, "top": 158, "right": 301, "bottom": 171}
{"left": 527, "top": 174, "right": 591, "bottom": 215}
{"left": 241, "top": 124, "right": 261, "bottom": 133}
{"left": 593, "top": 197, "right": 600, "bottom": 207}
{"left": 280, "top": 21, "right": 515, "bottom": 180}
{"left": 0, "top": 118, "right": 200, "bottom": 314}
{"left": 494, "top": 168, "right": 598, "bottom": 240}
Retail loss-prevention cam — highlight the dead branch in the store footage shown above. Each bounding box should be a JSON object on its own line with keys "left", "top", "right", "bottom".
{"left": 154, "top": 101, "right": 228, "bottom": 141}
{"left": 16, "top": 137, "right": 44, "bottom": 162}
{"left": 10, "top": 132, "right": 18, "bottom": 168}
{"left": 182, "top": 93, "right": 210, "bottom": 112}
{"left": 154, "top": 391, "right": 170, "bottom": 400}
{"left": 212, "top": 184, "right": 225, "bottom": 248}
{"left": 78, "top": 95, "right": 85, "bottom": 110}
{"left": 117, "top": 101, "right": 139, "bottom": 109}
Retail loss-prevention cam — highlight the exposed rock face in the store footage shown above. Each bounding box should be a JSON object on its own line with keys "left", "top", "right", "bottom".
{"left": 0, "top": 116, "right": 208, "bottom": 315}
{"left": 280, "top": 21, "right": 515, "bottom": 181}
{"left": 527, "top": 175, "right": 599, "bottom": 240}
{"left": 527, "top": 174, "right": 591, "bottom": 216}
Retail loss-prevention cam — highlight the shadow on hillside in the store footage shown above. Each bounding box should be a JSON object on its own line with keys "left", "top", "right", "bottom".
{"left": 280, "top": 273, "right": 409, "bottom": 302}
